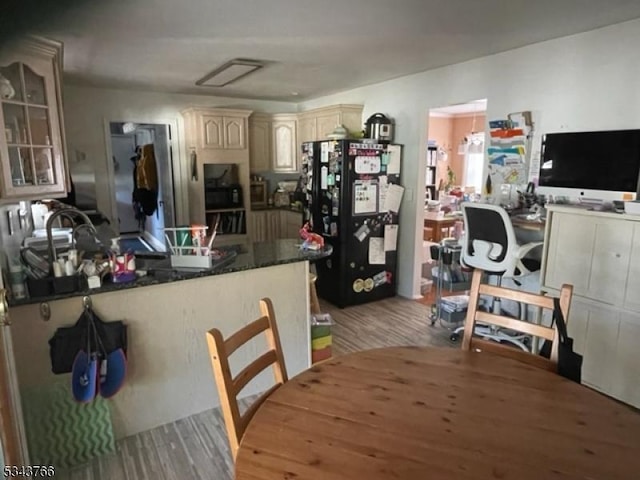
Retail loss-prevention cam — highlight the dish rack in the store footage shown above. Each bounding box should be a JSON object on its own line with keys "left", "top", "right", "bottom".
{"left": 163, "top": 226, "right": 213, "bottom": 269}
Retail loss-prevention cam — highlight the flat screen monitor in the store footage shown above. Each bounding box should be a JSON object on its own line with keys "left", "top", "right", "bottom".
{"left": 538, "top": 129, "right": 640, "bottom": 202}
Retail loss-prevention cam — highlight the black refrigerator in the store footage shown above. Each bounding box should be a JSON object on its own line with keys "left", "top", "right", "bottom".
{"left": 301, "top": 140, "right": 403, "bottom": 308}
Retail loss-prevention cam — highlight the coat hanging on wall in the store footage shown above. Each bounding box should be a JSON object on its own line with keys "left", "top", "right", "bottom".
{"left": 132, "top": 143, "right": 158, "bottom": 220}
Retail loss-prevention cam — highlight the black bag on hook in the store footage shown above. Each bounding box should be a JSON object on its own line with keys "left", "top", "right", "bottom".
{"left": 48, "top": 302, "right": 128, "bottom": 375}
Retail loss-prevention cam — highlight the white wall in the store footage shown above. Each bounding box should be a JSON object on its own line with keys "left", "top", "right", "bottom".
{"left": 63, "top": 85, "right": 297, "bottom": 226}
{"left": 299, "top": 19, "right": 640, "bottom": 299}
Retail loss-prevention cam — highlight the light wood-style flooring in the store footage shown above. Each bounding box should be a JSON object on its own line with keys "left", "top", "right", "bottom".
{"left": 63, "top": 296, "right": 454, "bottom": 480}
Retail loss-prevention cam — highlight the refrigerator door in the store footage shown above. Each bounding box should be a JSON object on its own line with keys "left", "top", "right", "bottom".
{"left": 314, "top": 140, "right": 403, "bottom": 307}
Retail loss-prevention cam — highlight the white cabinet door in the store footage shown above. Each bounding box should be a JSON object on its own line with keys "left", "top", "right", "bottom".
{"left": 223, "top": 116, "right": 246, "bottom": 149}
{"left": 249, "top": 118, "right": 271, "bottom": 172}
{"left": 200, "top": 115, "right": 224, "bottom": 149}
{"left": 544, "top": 212, "right": 595, "bottom": 294}
{"left": 579, "top": 302, "right": 620, "bottom": 393}
{"left": 298, "top": 116, "right": 316, "bottom": 145}
{"left": 588, "top": 219, "right": 633, "bottom": 305}
{"left": 315, "top": 113, "right": 340, "bottom": 140}
{"left": 266, "top": 211, "right": 280, "bottom": 241}
{"left": 272, "top": 120, "right": 297, "bottom": 173}
{"left": 624, "top": 224, "right": 640, "bottom": 312}
{"left": 250, "top": 211, "right": 267, "bottom": 243}
{"left": 611, "top": 313, "right": 640, "bottom": 408}
{"left": 341, "top": 110, "right": 363, "bottom": 137}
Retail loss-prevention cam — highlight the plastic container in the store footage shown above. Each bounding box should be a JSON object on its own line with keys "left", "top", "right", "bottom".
{"left": 8, "top": 259, "right": 27, "bottom": 299}
{"left": 311, "top": 313, "right": 333, "bottom": 364}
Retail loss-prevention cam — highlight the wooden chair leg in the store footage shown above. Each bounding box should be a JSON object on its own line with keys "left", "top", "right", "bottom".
{"left": 309, "top": 274, "right": 321, "bottom": 314}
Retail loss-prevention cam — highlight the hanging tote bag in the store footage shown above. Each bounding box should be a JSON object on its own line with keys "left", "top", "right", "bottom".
{"left": 540, "top": 298, "right": 583, "bottom": 383}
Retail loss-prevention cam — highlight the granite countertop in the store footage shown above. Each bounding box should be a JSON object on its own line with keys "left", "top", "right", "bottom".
{"left": 10, "top": 239, "right": 332, "bottom": 307}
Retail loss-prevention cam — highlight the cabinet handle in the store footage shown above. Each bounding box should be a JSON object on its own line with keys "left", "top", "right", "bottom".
{"left": 190, "top": 149, "right": 198, "bottom": 181}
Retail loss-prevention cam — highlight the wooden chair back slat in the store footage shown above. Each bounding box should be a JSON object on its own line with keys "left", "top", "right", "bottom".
{"left": 206, "top": 298, "right": 288, "bottom": 460}
{"left": 462, "top": 268, "right": 573, "bottom": 369}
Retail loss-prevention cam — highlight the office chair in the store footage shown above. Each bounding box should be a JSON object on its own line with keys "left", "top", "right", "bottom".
{"left": 453, "top": 202, "right": 543, "bottom": 350}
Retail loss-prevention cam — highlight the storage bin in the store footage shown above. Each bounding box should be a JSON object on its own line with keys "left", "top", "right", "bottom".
{"left": 311, "top": 313, "right": 333, "bottom": 364}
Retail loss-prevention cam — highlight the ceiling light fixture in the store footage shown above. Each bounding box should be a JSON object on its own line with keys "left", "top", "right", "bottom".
{"left": 196, "top": 59, "right": 264, "bottom": 88}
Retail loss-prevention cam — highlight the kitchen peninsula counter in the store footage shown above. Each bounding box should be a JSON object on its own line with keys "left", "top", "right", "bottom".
{"left": 10, "top": 239, "right": 331, "bottom": 307}
{"left": 9, "top": 239, "right": 330, "bottom": 440}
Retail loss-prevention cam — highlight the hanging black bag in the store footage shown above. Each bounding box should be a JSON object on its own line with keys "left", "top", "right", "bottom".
{"left": 539, "top": 298, "right": 583, "bottom": 383}
{"left": 49, "top": 304, "right": 128, "bottom": 375}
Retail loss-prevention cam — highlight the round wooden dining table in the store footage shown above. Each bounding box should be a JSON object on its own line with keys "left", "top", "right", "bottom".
{"left": 235, "top": 347, "right": 640, "bottom": 480}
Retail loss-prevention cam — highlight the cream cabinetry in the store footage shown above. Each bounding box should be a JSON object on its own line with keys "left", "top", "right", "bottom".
{"left": 541, "top": 206, "right": 640, "bottom": 408}
{"left": 297, "top": 104, "right": 364, "bottom": 142}
{"left": 249, "top": 209, "right": 302, "bottom": 243}
{"left": 248, "top": 114, "right": 271, "bottom": 172}
{"left": 196, "top": 112, "right": 246, "bottom": 151}
{"left": 280, "top": 210, "right": 302, "bottom": 238}
{"left": 0, "top": 37, "right": 68, "bottom": 200}
{"left": 249, "top": 113, "right": 298, "bottom": 173}
{"left": 248, "top": 105, "right": 363, "bottom": 174}
{"left": 182, "top": 108, "right": 252, "bottom": 228}
{"left": 272, "top": 115, "right": 297, "bottom": 173}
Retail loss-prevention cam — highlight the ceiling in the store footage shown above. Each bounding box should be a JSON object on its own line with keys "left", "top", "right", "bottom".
{"left": 23, "top": 0, "right": 640, "bottom": 101}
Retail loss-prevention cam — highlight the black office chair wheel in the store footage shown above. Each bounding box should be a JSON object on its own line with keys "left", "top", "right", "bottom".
{"left": 449, "top": 332, "right": 460, "bottom": 342}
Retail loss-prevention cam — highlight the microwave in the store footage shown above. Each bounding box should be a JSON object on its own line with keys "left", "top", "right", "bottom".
{"left": 205, "top": 185, "right": 243, "bottom": 210}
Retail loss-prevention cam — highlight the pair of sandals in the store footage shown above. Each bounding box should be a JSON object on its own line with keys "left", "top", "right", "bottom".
{"left": 71, "top": 311, "right": 127, "bottom": 402}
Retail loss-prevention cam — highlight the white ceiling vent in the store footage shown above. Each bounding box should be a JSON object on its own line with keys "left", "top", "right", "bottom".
{"left": 196, "top": 59, "right": 265, "bottom": 87}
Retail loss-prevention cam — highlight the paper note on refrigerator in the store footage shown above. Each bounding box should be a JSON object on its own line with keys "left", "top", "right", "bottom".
{"left": 386, "top": 145, "right": 401, "bottom": 174}
{"left": 321, "top": 142, "right": 329, "bottom": 163}
{"left": 368, "top": 237, "right": 386, "bottom": 265}
{"left": 384, "top": 224, "right": 398, "bottom": 252}
{"left": 320, "top": 166, "right": 328, "bottom": 189}
{"left": 378, "top": 175, "right": 389, "bottom": 212}
{"left": 353, "top": 180, "right": 378, "bottom": 215}
{"left": 383, "top": 184, "right": 404, "bottom": 213}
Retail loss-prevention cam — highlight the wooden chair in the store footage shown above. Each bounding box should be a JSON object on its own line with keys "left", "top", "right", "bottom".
{"left": 206, "top": 298, "right": 288, "bottom": 459}
{"left": 462, "top": 268, "right": 573, "bottom": 371}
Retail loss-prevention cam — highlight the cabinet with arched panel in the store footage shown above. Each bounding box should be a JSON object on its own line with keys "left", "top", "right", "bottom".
{"left": 0, "top": 37, "right": 68, "bottom": 200}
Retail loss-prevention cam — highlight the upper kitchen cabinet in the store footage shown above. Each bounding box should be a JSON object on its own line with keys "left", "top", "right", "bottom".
{"left": 297, "top": 105, "right": 364, "bottom": 142}
{"left": 182, "top": 108, "right": 252, "bottom": 162}
{"left": 248, "top": 113, "right": 298, "bottom": 173}
{"left": 249, "top": 113, "right": 271, "bottom": 172}
{"left": 0, "top": 37, "right": 68, "bottom": 200}
{"left": 272, "top": 115, "right": 297, "bottom": 173}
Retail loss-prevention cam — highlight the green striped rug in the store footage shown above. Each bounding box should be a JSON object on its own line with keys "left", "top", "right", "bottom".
{"left": 22, "top": 381, "right": 115, "bottom": 469}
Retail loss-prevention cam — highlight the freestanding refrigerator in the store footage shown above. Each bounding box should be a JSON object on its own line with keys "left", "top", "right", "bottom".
{"left": 301, "top": 140, "right": 403, "bottom": 308}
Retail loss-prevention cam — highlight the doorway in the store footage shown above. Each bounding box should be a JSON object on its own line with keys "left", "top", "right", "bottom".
{"left": 417, "top": 99, "right": 487, "bottom": 305}
{"left": 108, "top": 122, "right": 176, "bottom": 252}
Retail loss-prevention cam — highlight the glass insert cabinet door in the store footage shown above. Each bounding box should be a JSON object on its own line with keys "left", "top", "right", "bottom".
{"left": 0, "top": 44, "right": 67, "bottom": 199}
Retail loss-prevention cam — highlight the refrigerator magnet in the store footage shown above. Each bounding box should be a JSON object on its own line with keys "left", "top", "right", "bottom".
{"left": 353, "top": 279, "right": 364, "bottom": 293}
{"left": 330, "top": 222, "right": 338, "bottom": 236}
{"left": 363, "top": 278, "right": 374, "bottom": 292}
{"left": 327, "top": 173, "right": 335, "bottom": 186}
{"left": 373, "top": 271, "right": 388, "bottom": 287}
{"left": 353, "top": 223, "right": 371, "bottom": 242}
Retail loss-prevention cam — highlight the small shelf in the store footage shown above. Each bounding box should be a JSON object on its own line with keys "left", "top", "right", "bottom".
{"left": 205, "top": 207, "right": 246, "bottom": 213}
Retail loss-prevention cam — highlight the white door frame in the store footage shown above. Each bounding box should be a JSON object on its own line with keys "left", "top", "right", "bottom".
{"left": 102, "top": 117, "right": 186, "bottom": 230}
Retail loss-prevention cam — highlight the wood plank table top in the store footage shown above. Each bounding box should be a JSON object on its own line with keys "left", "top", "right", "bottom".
{"left": 235, "top": 347, "right": 640, "bottom": 480}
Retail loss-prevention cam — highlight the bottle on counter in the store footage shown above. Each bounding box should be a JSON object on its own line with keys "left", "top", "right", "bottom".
{"left": 8, "top": 257, "right": 27, "bottom": 300}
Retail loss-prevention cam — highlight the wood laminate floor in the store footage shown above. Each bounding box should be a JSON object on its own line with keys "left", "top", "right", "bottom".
{"left": 63, "top": 296, "right": 454, "bottom": 480}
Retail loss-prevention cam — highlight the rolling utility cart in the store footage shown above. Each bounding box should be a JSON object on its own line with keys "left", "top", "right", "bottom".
{"left": 429, "top": 239, "right": 472, "bottom": 329}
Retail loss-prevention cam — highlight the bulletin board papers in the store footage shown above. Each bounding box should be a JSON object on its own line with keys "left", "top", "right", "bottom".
{"left": 353, "top": 180, "right": 378, "bottom": 215}
{"left": 368, "top": 237, "right": 386, "bottom": 265}
{"left": 386, "top": 145, "right": 401, "bottom": 174}
{"left": 378, "top": 176, "right": 388, "bottom": 213}
{"left": 384, "top": 224, "right": 398, "bottom": 252}
{"left": 355, "top": 155, "right": 381, "bottom": 174}
{"left": 383, "top": 184, "right": 404, "bottom": 213}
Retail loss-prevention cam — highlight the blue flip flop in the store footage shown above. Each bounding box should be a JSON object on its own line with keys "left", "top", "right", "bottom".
{"left": 99, "top": 349, "right": 127, "bottom": 398}
{"left": 71, "top": 350, "right": 98, "bottom": 403}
